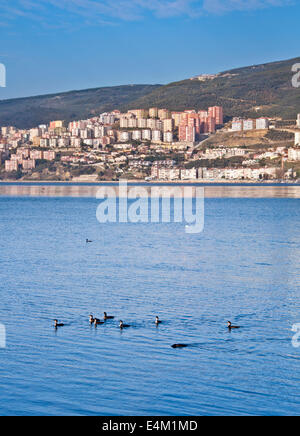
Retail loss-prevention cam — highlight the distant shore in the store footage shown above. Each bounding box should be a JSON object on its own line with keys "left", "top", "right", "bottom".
{"left": 0, "top": 179, "right": 299, "bottom": 186}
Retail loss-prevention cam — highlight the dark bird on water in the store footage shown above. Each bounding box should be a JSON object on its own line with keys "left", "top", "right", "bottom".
{"left": 119, "top": 320, "right": 130, "bottom": 329}
{"left": 104, "top": 312, "right": 115, "bottom": 320}
{"left": 94, "top": 319, "right": 104, "bottom": 326}
{"left": 86, "top": 239, "right": 93, "bottom": 244}
{"left": 155, "top": 316, "right": 162, "bottom": 325}
{"left": 54, "top": 319, "right": 64, "bottom": 328}
{"left": 227, "top": 321, "right": 240, "bottom": 330}
{"left": 89, "top": 314, "right": 101, "bottom": 323}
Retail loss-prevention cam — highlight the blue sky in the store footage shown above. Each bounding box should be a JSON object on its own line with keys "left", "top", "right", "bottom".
{"left": 0, "top": 0, "right": 299, "bottom": 99}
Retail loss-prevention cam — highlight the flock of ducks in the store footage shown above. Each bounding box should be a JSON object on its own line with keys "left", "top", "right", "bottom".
{"left": 54, "top": 316, "right": 240, "bottom": 348}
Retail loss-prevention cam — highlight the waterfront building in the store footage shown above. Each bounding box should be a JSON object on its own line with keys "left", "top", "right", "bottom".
{"left": 22, "top": 159, "right": 36, "bottom": 170}
{"left": 288, "top": 147, "right": 300, "bottom": 161}
{"left": 43, "top": 151, "right": 56, "bottom": 160}
{"left": 5, "top": 160, "right": 18, "bottom": 172}
{"left": 181, "top": 168, "right": 197, "bottom": 180}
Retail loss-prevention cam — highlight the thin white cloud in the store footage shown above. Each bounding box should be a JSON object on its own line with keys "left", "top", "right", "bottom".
{"left": 0, "top": 0, "right": 294, "bottom": 25}
{"left": 203, "top": 0, "right": 293, "bottom": 14}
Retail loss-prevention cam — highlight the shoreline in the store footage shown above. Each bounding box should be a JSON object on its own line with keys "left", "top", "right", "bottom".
{"left": 0, "top": 180, "right": 299, "bottom": 186}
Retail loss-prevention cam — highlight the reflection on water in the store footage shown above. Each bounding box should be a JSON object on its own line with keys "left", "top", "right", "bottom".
{"left": 0, "top": 184, "right": 300, "bottom": 198}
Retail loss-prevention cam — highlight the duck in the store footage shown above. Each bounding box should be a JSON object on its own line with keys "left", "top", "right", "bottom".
{"left": 86, "top": 239, "right": 93, "bottom": 244}
{"left": 171, "top": 344, "right": 188, "bottom": 349}
{"left": 104, "top": 312, "right": 115, "bottom": 320}
{"left": 227, "top": 321, "right": 240, "bottom": 330}
{"left": 155, "top": 316, "right": 162, "bottom": 325}
{"left": 94, "top": 318, "right": 104, "bottom": 326}
{"left": 119, "top": 320, "right": 130, "bottom": 329}
{"left": 54, "top": 319, "right": 64, "bottom": 328}
{"left": 89, "top": 314, "right": 101, "bottom": 324}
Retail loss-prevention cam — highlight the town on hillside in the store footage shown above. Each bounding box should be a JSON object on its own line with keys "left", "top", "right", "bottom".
{"left": 1, "top": 107, "right": 300, "bottom": 182}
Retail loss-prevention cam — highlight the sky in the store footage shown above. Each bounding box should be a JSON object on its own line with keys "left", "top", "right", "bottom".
{"left": 0, "top": 0, "right": 299, "bottom": 100}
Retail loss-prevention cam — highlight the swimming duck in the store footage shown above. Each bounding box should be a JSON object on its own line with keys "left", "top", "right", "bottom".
{"left": 155, "top": 316, "right": 162, "bottom": 325}
{"left": 171, "top": 344, "right": 188, "bottom": 349}
{"left": 86, "top": 239, "right": 93, "bottom": 244}
{"left": 227, "top": 321, "right": 240, "bottom": 330}
{"left": 104, "top": 312, "right": 115, "bottom": 320}
{"left": 94, "top": 318, "right": 104, "bottom": 326}
{"left": 54, "top": 319, "right": 64, "bottom": 328}
{"left": 89, "top": 315, "right": 94, "bottom": 324}
{"left": 119, "top": 320, "right": 130, "bottom": 329}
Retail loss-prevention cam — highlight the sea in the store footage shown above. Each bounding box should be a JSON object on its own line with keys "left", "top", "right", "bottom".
{"left": 0, "top": 183, "right": 299, "bottom": 416}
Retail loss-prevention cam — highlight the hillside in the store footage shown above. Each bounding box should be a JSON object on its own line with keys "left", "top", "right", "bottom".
{"left": 1, "top": 56, "right": 300, "bottom": 129}
{"left": 124, "top": 57, "right": 300, "bottom": 120}
{"left": 0, "top": 84, "right": 161, "bottom": 129}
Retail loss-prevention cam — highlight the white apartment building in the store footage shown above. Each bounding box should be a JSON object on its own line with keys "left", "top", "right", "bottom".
{"left": 132, "top": 130, "right": 142, "bottom": 141}
{"left": 158, "top": 167, "right": 180, "bottom": 180}
{"left": 243, "top": 120, "right": 254, "bottom": 131}
{"left": 49, "top": 138, "right": 58, "bottom": 148}
{"left": 163, "top": 132, "right": 173, "bottom": 143}
{"left": 40, "top": 138, "right": 49, "bottom": 148}
{"left": 152, "top": 130, "right": 162, "bottom": 142}
{"left": 232, "top": 121, "right": 243, "bottom": 131}
{"left": 119, "top": 131, "right": 131, "bottom": 142}
{"left": 142, "top": 130, "right": 151, "bottom": 141}
{"left": 181, "top": 168, "right": 197, "bottom": 180}
{"left": 58, "top": 138, "right": 70, "bottom": 148}
{"left": 137, "top": 119, "right": 147, "bottom": 129}
{"left": 288, "top": 147, "right": 300, "bottom": 161}
{"left": 256, "top": 118, "right": 269, "bottom": 130}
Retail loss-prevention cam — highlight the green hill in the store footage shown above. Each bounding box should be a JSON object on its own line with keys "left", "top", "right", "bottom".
{"left": 0, "top": 84, "right": 161, "bottom": 129}
{"left": 1, "top": 57, "right": 300, "bottom": 129}
{"left": 123, "top": 57, "right": 300, "bottom": 121}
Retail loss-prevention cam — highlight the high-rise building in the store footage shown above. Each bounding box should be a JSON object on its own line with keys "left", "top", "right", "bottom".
{"left": 208, "top": 106, "right": 223, "bottom": 125}
{"left": 142, "top": 130, "right": 151, "bottom": 141}
{"left": 137, "top": 118, "right": 147, "bottom": 129}
{"left": 179, "top": 119, "right": 195, "bottom": 142}
{"left": 149, "top": 108, "right": 159, "bottom": 118}
{"left": 50, "top": 120, "right": 65, "bottom": 129}
{"left": 171, "top": 112, "right": 182, "bottom": 127}
{"left": 158, "top": 109, "right": 171, "bottom": 120}
{"left": 132, "top": 130, "right": 142, "bottom": 141}
{"left": 163, "top": 132, "right": 173, "bottom": 143}
{"left": 152, "top": 130, "right": 162, "bottom": 142}
{"left": 129, "top": 109, "right": 149, "bottom": 119}
{"left": 163, "top": 119, "right": 174, "bottom": 132}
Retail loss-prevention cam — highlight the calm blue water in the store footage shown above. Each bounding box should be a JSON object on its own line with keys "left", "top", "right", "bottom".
{"left": 0, "top": 196, "right": 299, "bottom": 416}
